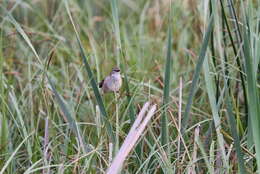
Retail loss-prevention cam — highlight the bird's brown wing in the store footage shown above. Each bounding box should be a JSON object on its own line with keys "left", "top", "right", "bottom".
{"left": 99, "top": 79, "right": 104, "bottom": 88}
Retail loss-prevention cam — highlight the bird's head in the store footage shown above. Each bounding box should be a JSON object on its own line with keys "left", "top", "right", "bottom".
{"left": 111, "top": 67, "right": 121, "bottom": 75}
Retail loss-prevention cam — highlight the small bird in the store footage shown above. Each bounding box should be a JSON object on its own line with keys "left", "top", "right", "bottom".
{"left": 99, "top": 67, "right": 122, "bottom": 93}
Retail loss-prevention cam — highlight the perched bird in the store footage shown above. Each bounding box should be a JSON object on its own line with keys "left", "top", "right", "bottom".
{"left": 99, "top": 67, "right": 122, "bottom": 93}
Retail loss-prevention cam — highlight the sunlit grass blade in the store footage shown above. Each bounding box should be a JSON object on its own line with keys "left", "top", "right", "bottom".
{"left": 64, "top": 0, "right": 115, "bottom": 142}
{"left": 242, "top": 15, "right": 260, "bottom": 171}
{"left": 225, "top": 92, "right": 246, "bottom": 173}
{"left": 161, "top": 26, "right": 172, "bottom": 147}
{"left": 181, "top": 15, "right": 214, "bottom": 133}
{"left": 48, "top": 78, "right": 89, "bottom": 153}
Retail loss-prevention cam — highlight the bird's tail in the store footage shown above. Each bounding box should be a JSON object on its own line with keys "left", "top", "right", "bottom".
{"left": 99, "top": 79, "right": 104, "bottom": 88}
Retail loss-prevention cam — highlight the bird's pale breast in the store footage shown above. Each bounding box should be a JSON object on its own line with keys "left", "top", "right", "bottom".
{"left": 102, "top": 74, "right": 122, "bottom": 93}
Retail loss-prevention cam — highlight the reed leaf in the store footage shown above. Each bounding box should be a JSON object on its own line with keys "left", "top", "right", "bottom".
{"left": 203, "top": 53, "right": 228, "bottom": 170}
{"left": 110, "top": 0, "right": 121, "bottom": 66}
{"left": 242, "top": 15, "right": 260, "bottom": 172}
{"left": 181, "top": 15, "right": 214, "bottom": 133}
{"left": 161, "top": 27, "right": 172, "bottom": 147}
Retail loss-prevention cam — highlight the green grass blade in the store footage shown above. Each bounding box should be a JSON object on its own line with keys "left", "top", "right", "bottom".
{"left": 0, "top": 31, "right": 8, "bottom": 169}
{"left": 243, "top": 16, "right": 260, "bottom": 172}
{"left": 225, "top": 92, "right": 246, "bottom": 174}
{"left": 161, "top": 26, "right": 172, "bottom": 147}
{"left": 0, "top": 106, "right": 9, "bottom": 168}
{"left": 64, "top": 0, "right": 115, "bottom": 142}
{"left": 203, "top": 54, "right": 228, "bottom": 170}
{"left": 48, "top": 78, "right": 89, "bottom": 153}
{"left": 110, "top": 0, "right": 121, "bottom": 64}
{"left": 181, "top": 15, "right": 214, "bottom": 133}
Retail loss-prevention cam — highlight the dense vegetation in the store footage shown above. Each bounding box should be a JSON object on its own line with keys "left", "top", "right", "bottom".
{"left": 0, "top": 0, "right": 259, "bottom": 173}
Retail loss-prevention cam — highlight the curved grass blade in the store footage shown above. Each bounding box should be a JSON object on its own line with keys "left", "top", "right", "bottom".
{"left": 64, "top": 0, "right": 115, "bottom": 142}
{"left": 181, "top": 15, "right": 214, "bottom": 133}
